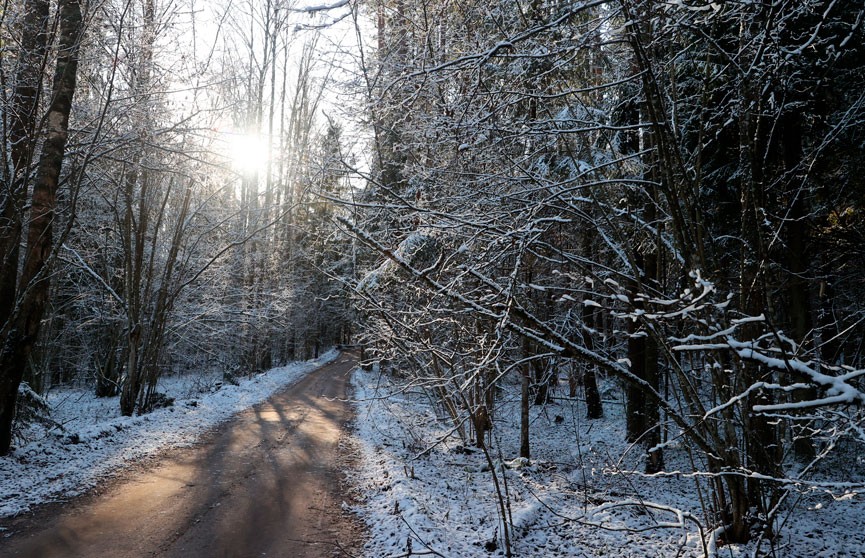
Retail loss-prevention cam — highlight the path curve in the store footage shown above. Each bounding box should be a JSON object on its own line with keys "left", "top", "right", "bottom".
{"left": 0, "top": 352, "right": 364, "bottom": 558}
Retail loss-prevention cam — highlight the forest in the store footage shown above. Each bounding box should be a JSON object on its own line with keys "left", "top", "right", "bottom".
{"left": 1, "top": 0, "right": 864, "bottom": 556}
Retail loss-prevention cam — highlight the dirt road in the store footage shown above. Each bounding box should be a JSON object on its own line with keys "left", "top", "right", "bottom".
{"left": 0, "top": 353, "right": 364, "bottom": 558}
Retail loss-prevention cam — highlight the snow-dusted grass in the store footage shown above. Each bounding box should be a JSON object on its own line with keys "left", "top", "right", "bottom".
{"left": 350, "top": 369, "right": 865, "bottom": 558}
{"left": 0, "top": 350, "right": 338, "bottom": 520}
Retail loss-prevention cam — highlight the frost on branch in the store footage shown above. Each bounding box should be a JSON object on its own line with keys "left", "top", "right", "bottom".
{"left": 660, "top": 273, "right": 865, "bottom": 414}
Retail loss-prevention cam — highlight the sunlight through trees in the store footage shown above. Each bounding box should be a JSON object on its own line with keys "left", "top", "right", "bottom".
{"left": 2, "top": 1, "right": 864, "bottom": 555}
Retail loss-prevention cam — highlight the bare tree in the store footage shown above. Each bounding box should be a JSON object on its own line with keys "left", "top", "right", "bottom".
{"left": 344, "top": 0, "right": 865, "bottom": 547}
{"left": 0, "top": 0, "right": 87, "bottom": 455}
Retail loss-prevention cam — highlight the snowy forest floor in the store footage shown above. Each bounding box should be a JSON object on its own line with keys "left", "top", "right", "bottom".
{"left": 348, "top": 368, "right": 864, "bottom": 558}
{"left": 3, "top": 352, "right": 862, "bottom": 557}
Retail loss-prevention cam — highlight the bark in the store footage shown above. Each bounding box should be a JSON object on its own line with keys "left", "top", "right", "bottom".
{"left": 642, "top": 332, "right": 663, "bottom": 473}
{"left": 118, "top": 163, "right": 151, "bottom": 416}
{"left": 735, "top": 17, "right": 780, "bottom": 535}
{"left": 0, "top": 0, "right": 84, "bottom": 455}
{"left": 642, "top": 253, "right": 663, "bottom": 474}
{"left": 625, "top": 261, "right": 647, "bottom": 444}
{"left": 625, "top": 334, "right": 647, "bottom": 443}
{"left": 472, "top": 403, "right": 490, "bottom": 449}
{"left": 520, "top": 369, "right": 530, "bottom": 459}
{"left": 118, "top": 0, "right": 156, "bottom": 416}
{"left": 0, "top": 0, "right": 51, "bottom": 326}
{"left": 583, "top": 363, "right": 603, "bottom": 420}
{"left": 782, "top": 111, "right": 817, "bottom": 460}
{"left": 95, "top": 331, "right": 123, "bottom": 398}
{"left": 582, "top": 231, "right": 603, "bottom": 419}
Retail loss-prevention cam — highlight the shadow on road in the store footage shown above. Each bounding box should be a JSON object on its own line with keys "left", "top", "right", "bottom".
{"left": 0, "top": 353, "right": 363, "bottom": 558}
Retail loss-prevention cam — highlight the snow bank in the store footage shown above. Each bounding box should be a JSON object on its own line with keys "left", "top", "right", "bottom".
{"left": 349, "top": 368, "right": 864, "bottom": 558}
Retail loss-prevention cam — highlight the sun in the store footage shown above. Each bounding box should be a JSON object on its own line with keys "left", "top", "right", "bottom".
{"left": 226, "top": 132, "right": 269, "bottom": 176}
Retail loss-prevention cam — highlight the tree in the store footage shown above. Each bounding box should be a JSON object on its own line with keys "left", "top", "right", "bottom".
{"left": 345, "top": 0, "right": 865, "bottom": 547}
{"left": 0, "top": 0, "right": 86, "bottom": 455}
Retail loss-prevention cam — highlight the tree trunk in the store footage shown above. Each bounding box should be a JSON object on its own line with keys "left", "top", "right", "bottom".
{"left": 0, "top": 0, "right": 84, "bottom": 455}
{"left": 643, "top": 329, "right": 663, "bottom": 473}
{"left": 520, "top": 369, "right": 530, "bottom": 460}
{"left": 625, "top": 258, "right": 647, "bottom": 443}
{"left": 737, "top": 38, "right": 779, "bottom": 534}
{"left": 782, "top": 111, "right": 817, "bottom": 460}
{"left": 531, "top": 358, "right": 552, "bottom": 405}
{"left": 625, "top": 332, "right": 647, "bottom": 444}
{"left": 95, "top": 331, "right": 123, "bottom": 398}
{"left": 0, "top": 0, "right": 51, "bottom": 326}
{"left": 581, "top": 235, "right": 603, "bottom": 419}
{"left": 584, "top": 364, "right": 603, "bottom": 420}
{"left": 120, "top": 325, "right": 141, "bottom": 416}
{"left": 642, "top": 253, "right": 663, "bottom": 473}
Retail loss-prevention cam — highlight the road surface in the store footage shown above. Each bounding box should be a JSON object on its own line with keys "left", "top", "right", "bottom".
{"left": 0, "top": 352, "right": 364, "bottom": 557}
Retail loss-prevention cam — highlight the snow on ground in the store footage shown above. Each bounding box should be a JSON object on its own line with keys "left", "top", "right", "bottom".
{"left": 3, "top": 351, "right": 861, "bottom": 556}
{"left": 0, "top": 350, "right": 338, "bottom": 521}
{"left": 349, "top": 368, "right": 865, "bottom": 558}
